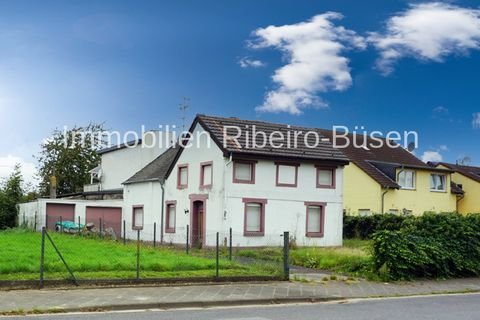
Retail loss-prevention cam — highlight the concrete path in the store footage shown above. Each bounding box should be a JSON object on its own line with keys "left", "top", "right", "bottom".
{"left": 1, "top": 278, "right": 480, "bottom": 314}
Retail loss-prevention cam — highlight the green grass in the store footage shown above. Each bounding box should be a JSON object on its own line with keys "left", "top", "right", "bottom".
{"left": 236, "top": 239, "right": 374, "bottom": 278}
{"left": 0, "top": 229, "right": 280, "bottom": 281}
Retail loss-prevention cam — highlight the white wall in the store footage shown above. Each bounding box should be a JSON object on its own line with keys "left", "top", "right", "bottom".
{"left": 100, "top": 131, "right": 173, "bottom": 190}
{"left": 18, "top": 199, "right": 123, "bottom": 232}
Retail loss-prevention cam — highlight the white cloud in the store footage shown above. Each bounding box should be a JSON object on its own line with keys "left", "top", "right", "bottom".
{"left": 238, "top": 57, "right": 266, "bottom": 68}
{"left": 0, "top": 155, "right": 38, "bottom": 187}
{"left": 249, "top": 12, "right": 365, "bottom": 114}
{"left": 439, "top": 144, "right": 448, "bottom": 151}
{"left": 433, "top": 106, "right": 449, "bottom": 114}
{"left": 421, "top": 151, "right": 443, "bottom": 163}
{"left": 473, "top": 112, "right": 480, "bottom": 129}
{"left": 369, "top": 2, "right": 480, "bottom": 74}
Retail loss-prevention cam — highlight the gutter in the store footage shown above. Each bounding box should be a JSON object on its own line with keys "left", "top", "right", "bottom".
{"left": 160, "top": 182, "right": 165, "bottom": 244}
{"left": 381, "top": 187, "right": 390, "bottom": 214}
{"left": 456, "top": 192, "right": 465, "bottom": 213}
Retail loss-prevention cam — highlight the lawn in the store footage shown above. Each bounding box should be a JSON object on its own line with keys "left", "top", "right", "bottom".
{"left": 236, "top": 239, "right": 373, "bottom": 278}
{"left": 0, "top": 229, "right": 281, "bottom": 281}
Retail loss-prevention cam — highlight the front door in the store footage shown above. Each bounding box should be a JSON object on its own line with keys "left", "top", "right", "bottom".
{"left": 192, "top": 200, "right": 204, "bottom": 248}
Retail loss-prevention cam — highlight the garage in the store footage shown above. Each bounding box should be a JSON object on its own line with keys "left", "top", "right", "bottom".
{"left": 86, "top": 206, "right": 122, "bottom": 238}
{"left": 46, "top": 203, "right": 75, "bottom": 231}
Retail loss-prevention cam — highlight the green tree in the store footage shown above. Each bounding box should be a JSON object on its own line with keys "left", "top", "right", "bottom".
{"left": 36, "top": 123, "right": 107, "bottom": 196}
{"left": 0, "top": 164, "right": 23, "bottom": 229}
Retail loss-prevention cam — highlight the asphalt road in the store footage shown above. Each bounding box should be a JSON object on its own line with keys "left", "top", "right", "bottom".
{"left": 3, "top": 293, "right": 480, "bottom": 320}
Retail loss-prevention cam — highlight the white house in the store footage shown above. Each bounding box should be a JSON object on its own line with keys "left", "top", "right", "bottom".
{"left": 123, "top": 115, "right": 349, "bottom": 247}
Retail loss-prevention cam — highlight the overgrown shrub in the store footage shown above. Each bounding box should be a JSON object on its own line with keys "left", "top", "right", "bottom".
{"left": 372, "top": 212, "right": 480, "bottom": 280}
{"left": 343, "top": 213, "right": 409, "bottom": 239}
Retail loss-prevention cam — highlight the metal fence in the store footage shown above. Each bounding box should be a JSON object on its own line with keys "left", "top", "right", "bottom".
{"left": 0, "top": 224, "right": 289, "bottom": 288}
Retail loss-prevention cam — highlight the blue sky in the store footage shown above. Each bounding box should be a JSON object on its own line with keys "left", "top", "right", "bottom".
{"left": 0, "top": 0, "right": 479, "bottom": 184}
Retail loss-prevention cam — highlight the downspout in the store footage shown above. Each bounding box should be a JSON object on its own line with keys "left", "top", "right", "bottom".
{"left": 223, "top": 153, "right": 233, "bottom": 222}
{"left": 381, "top": 187, "right": 390, "bottom": 214}
{"left": 456, "top": 193, "right": 465, "bottom": 212}
{"left": 160, "top": 182, "right": 165, "bottom": 244}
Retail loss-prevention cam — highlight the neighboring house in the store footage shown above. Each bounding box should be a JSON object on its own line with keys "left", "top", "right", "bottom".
{"left": 319, "top": 131, "right": 461, "bottom": 215}
{"left": 123, "top": 115, "right": 349, "bottom": 247}
{"left": 432, "top": 162, "right": 480, "bottom": 213}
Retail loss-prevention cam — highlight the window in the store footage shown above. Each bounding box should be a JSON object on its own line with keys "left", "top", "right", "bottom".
{"left": 388, "top": 209, "right": 399, "bottom": 215}
{"left": 398, "top": 170, "right": 415, "bottom": 189}
{"left": 165, "top": 201, "right": 176, "bottom": 233}
{"left": 358, "top": 209, "right": 371, "bottom": 216}
{"left": 132, "top": 206, "right": 144, "bottom": 230}
{"left": 305, "top": 202, "right": 326, "bottom": 237}
{"left": 243, "top": 198, "right": 267, "bottom": 236}
{"left": 430, "top": 174, "right": 446, "bottom": 192}
{"left": 200, "top": 162, "right": 213, "bottom": 188}
{"left": 316, "top": 166, "right": 335, "bottom": 188}
{"left": 233, "top": 161, "right": 256, "bottom": 184}
{"left": 177, "top": 164, "right": 188, "bottom": 189}
{"left": 276, "top": 163, "right": 299, "bottom": 187}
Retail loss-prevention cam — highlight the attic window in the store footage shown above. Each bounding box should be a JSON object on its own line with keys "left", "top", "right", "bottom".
{"left": 430, "top": 174, "right": 446, "bottom": 192}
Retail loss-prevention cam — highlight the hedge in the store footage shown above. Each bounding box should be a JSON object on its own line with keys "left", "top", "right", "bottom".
{"left": 371, "top": 213, "right": 480, "bottom": 280}
{"left": 343, "top": 214, "right": 409, "bottom": 239}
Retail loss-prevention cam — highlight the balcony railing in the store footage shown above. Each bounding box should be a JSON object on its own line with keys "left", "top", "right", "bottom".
{"left": 83, "top": 183, "right": 101, "bottom": 192}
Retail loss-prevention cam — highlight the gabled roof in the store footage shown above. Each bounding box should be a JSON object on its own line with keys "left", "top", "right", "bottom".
{"left": 434, "top": 162, "right": 480, "bottom": 184}
{"left": 195, "top": 114, "right": 349, "bottom": 163}
{"left": 163, "top": 114, "right": 350, "bottom": 180}
{"left": 319, "top": 130, "right": 452, "bottom": 189}
{"left": 123, "top": 147, "right": 180, "bottom": 185}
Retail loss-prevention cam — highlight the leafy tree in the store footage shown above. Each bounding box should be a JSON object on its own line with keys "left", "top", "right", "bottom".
{"left": 0, "top": 164, "right": 23, "bottom": 229}
{"left": 36, "top": 123, "right": 107, "bottom": 196}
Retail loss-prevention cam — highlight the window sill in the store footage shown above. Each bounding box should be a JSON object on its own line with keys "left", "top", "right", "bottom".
{"left": 244, "top": 232, "right": 264, "bottom": 237}
{"left": 199, "top": 185, "right": 212, "bottom": 190}
{"left": 233, "top": 180, "right": 255, "bottom": 184}
{"left": 430, "top": 189, "right": 447, "bottom": 193}
{"left": 306, "top": 232, "right": 324, "bottom": 238}
{"left": 276, "top": 183, "right": 297, "bottom": 188}
{"left": 399, "top": 187, "right": 416, "bottom": 191}
{"left": 177, "top": 185, "right": 188, "bottom": 190}
{"left": 316, "top": 185, "right": 335, "bottom": 189}
{"left": 165, "top": 229, "right": 175, "bottom": 234}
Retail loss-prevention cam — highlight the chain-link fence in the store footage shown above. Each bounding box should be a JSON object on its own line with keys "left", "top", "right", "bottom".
{"left": 0, "top": 223, "right": 289, "bottom": 288}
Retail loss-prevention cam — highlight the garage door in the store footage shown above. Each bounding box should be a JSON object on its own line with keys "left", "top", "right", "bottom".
{"left": 46, "top": 203, "right": 75, "bottom": 231}
{"left": 86, "top": 207, "right": 122, "bottom": 238}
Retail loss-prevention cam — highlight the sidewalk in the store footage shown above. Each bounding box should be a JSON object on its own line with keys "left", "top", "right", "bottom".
{"left": 1, "top": 277, "right": 480, "bottom": 314}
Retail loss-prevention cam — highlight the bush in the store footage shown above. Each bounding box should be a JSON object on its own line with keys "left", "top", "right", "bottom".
{"left": 372, "top": 212, "right": 480, "bottom": 280}
{"left": 343, "top": 213, "right": 409, "bottom": 239}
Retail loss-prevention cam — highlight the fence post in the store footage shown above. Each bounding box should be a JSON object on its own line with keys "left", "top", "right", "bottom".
{"left": 123, "top": 220, "right": 126, "bottom": 245}
{"left": 186, "top": 225, "right": 189, "bottom": 255}
{"left": 99, "top": 218, "right": 102, "bottom": 238}
{"left": 78, "top": 216, "right": 81, "bottom": 234}
{"left": 153, "top": 222, "right": 157, "bottom": 248}
{"left": 59, "top": 216, "right": 63, "bottom": 233}
{"left": 39, "top": 227, "right": 46, "bottom": 288}
{"left": 34, "top": 212, "right": 37, "bottom": 231}
{"left": 216, "top": 232, "right": 219, "bottom": 279}
{"left": 283, "top": 231, "right": 290, "bottom": 281}
{"left": 229, "top": 228, "right": 232, "bottom": 261}
{"left": 136, "top": 229, "right": 140, "bottom": 280}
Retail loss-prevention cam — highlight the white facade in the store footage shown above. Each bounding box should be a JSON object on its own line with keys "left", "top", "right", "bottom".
{"left": 124, "top": 123, "right": 345, "bottom": 247}
{"left": 95, "top": 131, "right": 173, "bottom": 190}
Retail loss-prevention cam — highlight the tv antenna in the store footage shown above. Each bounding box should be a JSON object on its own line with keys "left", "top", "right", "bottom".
{"left": 179, "top": 97, "right": 190, "bottom": 132}
{"left": 458, "top": 156, "right": 471, "bottom": 166}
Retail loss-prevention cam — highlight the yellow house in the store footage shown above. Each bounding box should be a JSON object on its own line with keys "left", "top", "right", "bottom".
{"left": 320, "top": 131, "right": 461, "bottom": 215}
{"left": 433, "top": 162, "right": 480, "bottom": 214}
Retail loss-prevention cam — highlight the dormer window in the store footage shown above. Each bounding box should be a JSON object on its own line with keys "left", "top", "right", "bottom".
{"left": 398, "top": 170, "right": 415, "bottom": 189}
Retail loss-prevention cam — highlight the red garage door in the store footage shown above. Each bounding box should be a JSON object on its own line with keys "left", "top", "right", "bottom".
{"left": 46, "top": 203, "right": 75, "bottom": 231}
{"left": 86, "top": 207, "right": 122, "bottom": 238}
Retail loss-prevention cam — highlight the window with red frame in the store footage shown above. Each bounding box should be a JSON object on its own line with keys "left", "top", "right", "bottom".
{"left": 132, "top": 206, "right": 144, "bottom": 230}
{"left": 200, "top": 162, "right": 213, "bottom": 187}
{"left": 165, "top": 202, "right": 176, "bottom": 233}
{"left": 305, "top": 203, "right": 325, "bottom": 237}
{"left": 243, "top": 198, "right": 267, "bottom": 236}
{"left": 276, "top": 163, "right": 299, "bottom": 187}
{"left": 177, "top": 165, "right": 188, "bottom": 189}
{"left": 233, "top": 161, "right": 255, "bottom": 184}
{"left": 316, "top": 167, "right": 335, "bottom": 188}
